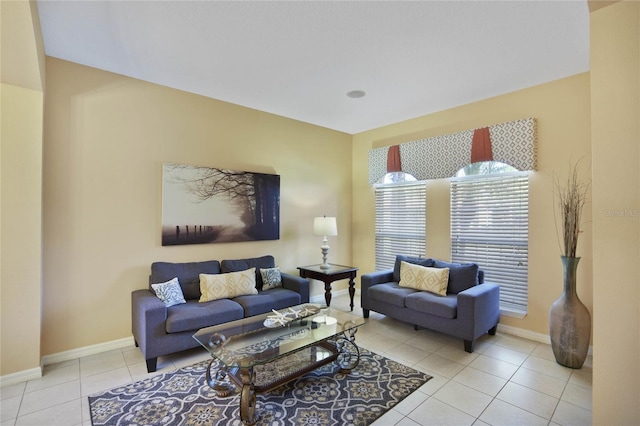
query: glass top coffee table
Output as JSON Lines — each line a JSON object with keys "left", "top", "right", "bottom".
{"left": 193, "top": 304, "right": 365, "bottom": 424}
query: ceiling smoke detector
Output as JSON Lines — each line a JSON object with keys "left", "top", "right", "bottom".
{"left": 346, "top": 90, "right": 366, "bottom": 99}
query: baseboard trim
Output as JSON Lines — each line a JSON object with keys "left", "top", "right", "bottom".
{"left": 498, "top": 323, "right": 593, "bottom": 356}
{"left": 0, "top": 367, "right": 42, "bottom": 388}
{"left": 310, "top": 288, "right": 350, "bottom": 304}
{"left": 2, "top": 337, "right": 135, "bottom": 387}
{"left": 41, "top": 336, "right": 135, "bottom": 366}
{"left": 497, "top": 323, "right": 551, "bottom": 344}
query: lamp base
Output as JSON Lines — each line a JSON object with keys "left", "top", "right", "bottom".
{"left": 320, "top": 240, "right": 330, "bottom": 270}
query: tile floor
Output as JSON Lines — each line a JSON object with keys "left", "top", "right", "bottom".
{"left": 1, "top": 293, "right": 592, "bottom": 426}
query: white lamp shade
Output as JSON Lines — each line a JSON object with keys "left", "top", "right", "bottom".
{"left": 313, "top": 217, "right": 337, "bottom": 236}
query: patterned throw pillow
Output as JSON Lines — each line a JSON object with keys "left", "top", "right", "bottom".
{"left": 151, "top": 277, "right": 187, "bottom": 307}
{"left": 260, "top": 267, "right": 282, "bottom": 290}
{"left": 399, "top": 261, "right": 449, "bottom": 296}
{"left": 199, "top": 268, "right": 258, "bottom": 302}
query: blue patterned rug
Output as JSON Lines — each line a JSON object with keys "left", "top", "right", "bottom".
{"left": 89, "top": 348, "right": 431, "bottom": 425}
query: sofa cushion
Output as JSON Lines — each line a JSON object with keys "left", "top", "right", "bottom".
{"left": 221, "top": 255, "right": 275, "bottom": 290}
{"left": 165, "top": 299, "right": 244, "bottom": 333}
{"left": 368, "top": 282, "right": 418, "bottom": 308}
{"left": 260, "top": 267, "right": 282, "bottom": 290}
{"left": 233, "top": 288, "right": 302, "bottom": 317}
{"left": 151, "top": 260, "right": 221, "bottom": 301}
{"left": 399, "top": 262, "right": 449, "bottom": 296}
{"left": 199, "top": 268, "right": 258, "bottom": 302}
{"left": 393, "top": 255, "right": 434, "bottom": 283}
{"left": 433, "top": 260, "right": 479, "bottom": 294}
{"left": 405, "top": 292, "right": 458, "bottom": 319}
{"left": 151, "top": 277, "right": 186, "bottom": 307}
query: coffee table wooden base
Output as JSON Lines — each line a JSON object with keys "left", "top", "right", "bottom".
{"left": 205, "top": 337, "right": 361, "bottom": 424}
{"left": 239, "top": 370, "right": 256, "bottom": 425}
{"left": 205, "top": 364, "right": 234, "bottom": 396}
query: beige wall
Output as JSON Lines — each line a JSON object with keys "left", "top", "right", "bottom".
{"left": 1, "top": 85, "right": 44, "bottom": 376}
{"left": 1, "top": 0, "right": 45, "bottom": 91}
{"left": 590, "top": 1, "right": 640, "bottom": 423}
{"left": 0, "top": 0, "right": 45, "bottom": 377}
{"left": 352, "top": 73, "right": 593, "bottom": 337}
{"left": 41, "top": 57, "right": 353, "bottom": 356}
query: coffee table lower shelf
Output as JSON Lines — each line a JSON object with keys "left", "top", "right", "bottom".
{"left": 205, "top": 338, "right": 360, "bottom": 424}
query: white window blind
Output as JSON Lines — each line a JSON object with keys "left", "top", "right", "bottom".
{"left": 450, "top": 172, "right": 529, "bottom": 313}
{"left": 375, "top": 183, "right": 426, "bottom": 271}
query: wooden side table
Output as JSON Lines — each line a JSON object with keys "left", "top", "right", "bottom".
{"left": 297, "top": 264, "right": 359, "bottom": 311}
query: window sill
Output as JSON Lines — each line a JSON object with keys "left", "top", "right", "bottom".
{"left": 500, "top": 307, "right": 526, "bottom": 319}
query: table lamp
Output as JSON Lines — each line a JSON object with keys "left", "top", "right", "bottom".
{"left": 313, "top": 216, "right": 337, "bottom": 269}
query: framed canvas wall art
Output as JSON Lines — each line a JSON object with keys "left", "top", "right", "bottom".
{"left": 162, "top": 163, "right": 280, "bottom": 246}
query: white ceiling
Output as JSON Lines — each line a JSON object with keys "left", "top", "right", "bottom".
{"left": 36, "top": 1, "right": 590, "bottom": 134}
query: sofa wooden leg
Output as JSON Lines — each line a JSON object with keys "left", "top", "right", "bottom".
{"left": 363, "top": 309, "right": 370, "bottom": 318}
{"left": 488, "top": 325, "right": 498, "bottom": 335}
{"left": 414, "top": 324, "right": 419, "bottom": 331}
{"left": 464, "top": 340, "right": 474, "bottom": 353}
{"left": 146, "top": 357, "right": 158, "bottom": 373}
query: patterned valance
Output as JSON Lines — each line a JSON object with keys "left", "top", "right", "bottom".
{"left": 368, "top": 117, "right": 537, "bottom": 184}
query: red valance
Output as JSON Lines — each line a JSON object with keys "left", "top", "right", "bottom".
{"left": 471, "top": 127, "right": 493, "bottom": 163}
{"left": 386, "top": 145, "right": 402, "bottom": 172}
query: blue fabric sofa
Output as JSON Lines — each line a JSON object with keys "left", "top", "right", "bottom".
{"left": 361, "top": 255, "right": 500, "bottom": 352}
{"left": 131, "top": 255, "right": 310, "bottom": 372}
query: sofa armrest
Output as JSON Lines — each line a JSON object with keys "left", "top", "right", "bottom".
{"left": 281, "top": 272, "right": 310, "bottom": 303}
{"left": 360, "top": 270, "right": 394, "bottom": 306}
{"left": 131, "top": 289, "right": 168, "bottom": 356}
{"left": 456, "top": 282, "right": 501, "bottom": 338}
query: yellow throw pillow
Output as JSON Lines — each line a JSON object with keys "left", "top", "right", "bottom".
{"left": 199, "top": 268, "right": 258, "bottom": 302}
{"left": 399, "top": 261, "right": 449, "bottom": 296}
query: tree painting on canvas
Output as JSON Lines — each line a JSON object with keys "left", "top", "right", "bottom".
{"left": 162, "top": 163, "right": 280, "bottom": 245}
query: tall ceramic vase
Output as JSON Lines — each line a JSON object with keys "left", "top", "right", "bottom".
{"left": 549, "top": 256, "right": 591, "bottom": 369}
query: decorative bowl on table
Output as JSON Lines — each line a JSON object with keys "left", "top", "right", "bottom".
{"left": 263, "top": 317, "right": 286, "bottom": 328}
{"left": 263, "top": 304, "right": 321, "bottom": 328}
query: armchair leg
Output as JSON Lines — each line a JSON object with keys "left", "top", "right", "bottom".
{"left": 488, "top": 325, "right": 498, "bottom": 335}
{"left": 146, "top": 357, "right": 158, "bottom": 373}
{"left": 463, "top": 339, "right": 475, "bottom": 353}
{"left": 363, "top": 309, "right": 370, "bottom": 319}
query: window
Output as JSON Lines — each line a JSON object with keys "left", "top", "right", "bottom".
{"left": 374, "top": 183, "right": 426, "bottom": 271}
{"left": 451, "top": 163, "right": 529, "bottom": 314}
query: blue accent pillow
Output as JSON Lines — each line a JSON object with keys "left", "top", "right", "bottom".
{"left": 151, "top": 277, "right": 186, "bottom": 307}
{"left": 433, "top": 260, "right": 479, "bottom": 294}
{"left": 393, "top": 255, "right": 435, "bottom": 282}
{"left": 260, "top": 267, "right": 282, "bottom": 290}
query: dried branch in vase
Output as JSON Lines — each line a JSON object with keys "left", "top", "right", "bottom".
{"left": 554, "top": 160, "right": 589, "bottom": 258}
